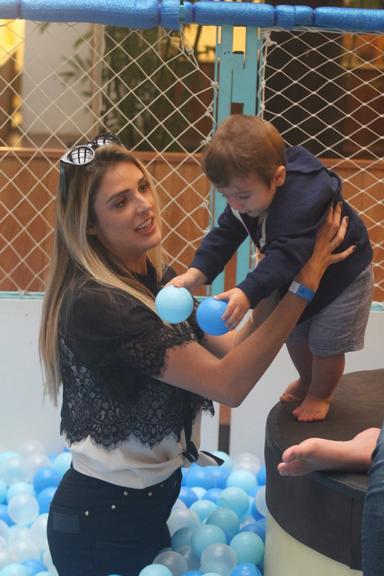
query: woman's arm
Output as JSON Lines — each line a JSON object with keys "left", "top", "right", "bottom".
{"left": 158, "top": 203, "right": 353, "bottom": 406}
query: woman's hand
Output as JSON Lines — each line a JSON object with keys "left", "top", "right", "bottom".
{"left": 297, "top": 203, "right": 354, "bottom": 290}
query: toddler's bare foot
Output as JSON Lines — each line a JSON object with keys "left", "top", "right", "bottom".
{"left": 277, "top": 428, "right": 380, "bottom": 476}
{"left": 280, "top": 378, "right": 309, "bottom": 403}
{"left": 292, "top": 394, "right": 330, "bottom": 422}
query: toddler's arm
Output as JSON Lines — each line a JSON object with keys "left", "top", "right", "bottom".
{"left": 215, "top": 287, "right": 251, "bottom": 329}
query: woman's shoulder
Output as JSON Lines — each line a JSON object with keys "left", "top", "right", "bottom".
{"left": 61, "top": 277, "right": 140, "bottom": 336}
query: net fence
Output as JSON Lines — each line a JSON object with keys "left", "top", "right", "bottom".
{"left": 259, "top": 28, "right": 384, "bottom": 300}
{"left": 0, "top": 20, "right": 383, "bottom": 300}
{"left": 0, "top": 22, "right": 215, "bottom": 291}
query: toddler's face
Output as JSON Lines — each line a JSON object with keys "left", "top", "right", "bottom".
{"left": 216, "top": 166, "right": 285, "bottom": 217}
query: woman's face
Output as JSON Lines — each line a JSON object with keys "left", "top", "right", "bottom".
{"left": 89, "top": 161, "right": 161, "bottom": 273}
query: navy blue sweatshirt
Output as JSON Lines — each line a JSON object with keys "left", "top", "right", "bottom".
{"left": 191, "top": 146, "right": 372, "bottom": 322}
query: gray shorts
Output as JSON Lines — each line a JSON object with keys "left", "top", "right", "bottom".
{"left": 287, "top": 264, "right": 374, "bottom": 357}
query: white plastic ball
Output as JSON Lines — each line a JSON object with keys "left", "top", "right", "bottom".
{"left": 8, "top": 494, "right": 39, "bottom": 525}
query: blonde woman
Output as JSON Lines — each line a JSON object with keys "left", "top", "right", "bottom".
{"left": 40, "top": 134, "right": 352, "bottom": 576}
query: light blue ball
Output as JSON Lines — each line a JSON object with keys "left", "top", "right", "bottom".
{"left": 52, "top": 452, "right": 72, "bottom": 477}
{"left": 211, "top": 452, "right": 233, "bottom": 472}
{"left": 171, "top": 526, "right": 195, "bottom": 551}
{"left": 0, "top": 481, "right": 7, "bottom": 504}
{"left": 37, "top": 486, "right": 56, "bottom": 513}
{"left": 231, "top": 563, "right": 263, "bottom": 576}
{"left": 191, "top": 524, "right": 226, "bottom": 558}
{"left": 0, "top": 503, "right": 13, "bottom": 525}
{"left": 208, "top": 466, "right": 230, "bottom": 489}
{"left": 138, "top": 564, "right": 173, "bottom": 576}
{"left": 201, "top": 543, "right": 237, "bottom": 576}
{"left": 0, "top": 564, "right": 29, "bottom": 576}
{"left": 203, "top": 488, "right": 223, "bottom": 504}
{"left": 32, "top": 467, "right": 60, "bottom": 494}
{"left": 178, "top": 487, "right": 198, "bottom": 508}
{"left": 256, "top": 465, "right": 266, "bottom": 486}
{"left": 190, "top": 499, "right": 217, "bottom": 523}
{"left": 21, "top": 559, "right": 46, "bottom": 576}
{"left": 240, "top": 517, "right": 266, "bottom": 542}
{"left": 196, "top": 298, "right": 228, "bottom": 335}
{"left": 7, "top": 483, "right": 35, "bottom": 503}
{"left": 207, "top": 507, "right": 240, "bottom": 541}
{"left": 185, "top": 464, "right": 214, "bottom": 490}
{"left": 226, "top": 470, "right": 258, "bottom": 496}
{"left": 155, "top": 285, "right": 194, "bottom": 323}
{"left": 217, "top": 487, "right": 250, "bottom": 520}
{"left": 230, "top": 532, "right": 264, "bottom": 566}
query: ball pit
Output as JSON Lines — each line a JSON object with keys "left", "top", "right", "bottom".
{"left": 0, "top": 443, "right": 267, "bottom": 576}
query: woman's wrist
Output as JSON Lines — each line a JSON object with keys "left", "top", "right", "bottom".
{"left": 288, "top": 280, "right": 315, "bottom": 302}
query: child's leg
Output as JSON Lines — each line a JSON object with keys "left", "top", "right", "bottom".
{"left": 278, "top": 427, "right": 380, "bottom": 476}
{"left": 292, "top": 353, "right": 345, "bottom": 422}
{"left": 280, "top": 340, "right": 313, "bottom": 403}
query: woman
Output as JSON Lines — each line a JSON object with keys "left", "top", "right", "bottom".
{"left": 40, "top": 134, "right": 352, "bottom": 576}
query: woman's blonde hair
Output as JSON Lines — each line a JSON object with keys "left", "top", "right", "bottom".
{"left": 39, "top": 144, "right": 164, "bottom": 404}
{"left": 201, "top": 115, "right": 286, "bottom": 187}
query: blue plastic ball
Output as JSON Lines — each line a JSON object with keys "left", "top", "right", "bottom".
{"left": 209, "top": 466, "right": 231, "bottom": 489}
{"left": 240, "top": 518, "right": 266, "bottom": 541}
{"left": 7, "top": 483, "right": 35, "bottom": 502}
{"left": 0, "top": 481, "right": 7, "bottom": 504}
{"left": 256, "top": 465, "right": 266, "bottom": 486}
{"left": 203, "top": 488, "right": 223, "bottom": 504}
{"left": 190, "top": 499, "right": 217, "bottom": 523}
{"left": 37, "top": 486, "right": 56, "bottom": 513}
{"left": 196, "top": 298, "right": 228, "bottom": 335}
{"left": 230, "top": 532, "right": 264, "bottom": 566}
{"left": 171, "top": 526, "right": 195, "bottom": 551}
{"left": 178, "top": 487, "right": 198, "bottom": 508}
{"left": 250, "top": 497, "right": 264, "bottom": 521}
{"left": 0, "top": 564, "right": 29, "bottom": 576}
{"left": 21, "top": 559, "right": 46, "bottom": 576}
{"left": 32, "top": 467, "right": 60, "bottom": 494}
{"left": 226, "top": 470, "right": 258, "bottom": 496}
{"left": 52, "top": 452, "right": 72, "bottom": 477}
{"left": 217, "top": 487, "right": 250, "bottom": 520}
{"left": 0, "top": 504, "right": 13, "bottom": 525}
{"left": 207, "top": 507, "right": 240, "bottom": 541}
{"left": 231, "top": 563, "right": 263, "bottom": 576}
{"left": 138, "top": 564, "right": 173, "bottom": 576}
{"left": 191, "top": 524, "right": 226, "bottom": 558}
{"left": 155, "top": 285, "right": 194, "bottom": 323}
{"left": 186, "top": 464, "right": 215, "bottom": 490}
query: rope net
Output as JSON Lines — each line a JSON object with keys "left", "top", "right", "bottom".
{"left": 0, "top": 20, "right": 383, "bottom": 300}
{"left": 259, "top": 28, "right": 383, "bottom": 300}
{"left": 0, "top": 22, "right": 214, "bottom": 291}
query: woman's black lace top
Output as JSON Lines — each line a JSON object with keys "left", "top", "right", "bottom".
{"left": 59, "top": 265, "right": 213, "bottom": 448}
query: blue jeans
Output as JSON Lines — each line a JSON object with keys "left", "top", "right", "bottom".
{"left": 47, "top": 466, "right": 182, "bottom": 576}
{"left": 362, "top": 423, "right": 384, "bottom": 576}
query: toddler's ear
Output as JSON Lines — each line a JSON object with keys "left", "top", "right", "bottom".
{"left": 275, "top": 165, "right": 286, "bottom": 187}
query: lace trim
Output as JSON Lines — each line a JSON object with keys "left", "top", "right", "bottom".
{"left": 60, "top": 326, "right": 213, "bottom": 448}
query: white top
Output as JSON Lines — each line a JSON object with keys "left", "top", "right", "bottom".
{"left": 70, "top": 412, "right": 216, "bottom": 489}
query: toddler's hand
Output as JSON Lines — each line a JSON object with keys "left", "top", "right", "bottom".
{"left": 169, "top": 267, "right": 207, "bottom": 291}
{"left": 215, "top": 288, "right": 250, "bottom": 329}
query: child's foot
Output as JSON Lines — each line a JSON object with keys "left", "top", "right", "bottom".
{"left": 277, "top": 428, "right": 380, "bottom": 476}
{"left": 292, "top": 394, "right": 330, "bottom": 422}
{"left": 280, "top": 378, "right": 308, "bottom": 403}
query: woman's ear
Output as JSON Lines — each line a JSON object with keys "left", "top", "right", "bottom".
{"left": 275, "top": 165, "right": 286, "bottom": 187}
{"left": 87, "top": 223, "right": 97, "bottom": 235}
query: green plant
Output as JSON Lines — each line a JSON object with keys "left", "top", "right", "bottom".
{"left": 61, "top": 26, "right": 213, "bottom": 151}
